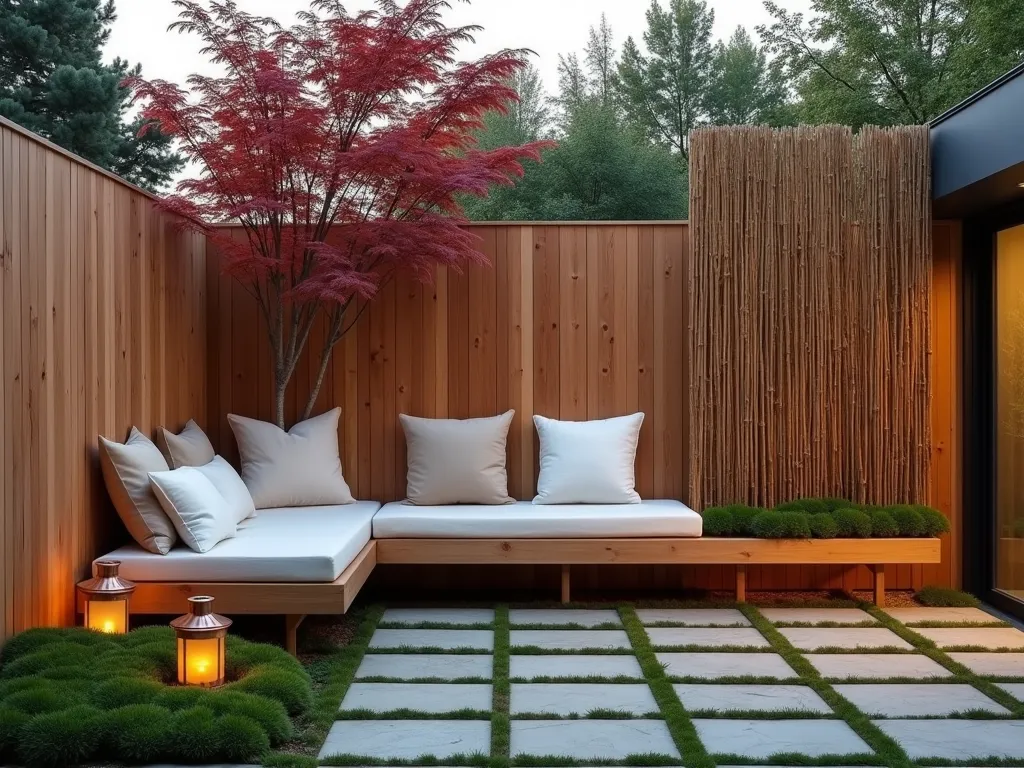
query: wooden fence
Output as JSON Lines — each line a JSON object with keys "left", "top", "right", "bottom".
{"left": 0, "top": 118, "right": 207, "bottom": 639}
{"left": 207, "top": 219, "right": 960, "bottom": 595}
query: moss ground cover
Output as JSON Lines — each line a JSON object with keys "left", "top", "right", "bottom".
{"left": 0, "top": 625, "right": 310, "bottom": 767}
{"left": 701, "top": 497, "right": 950, "bottom": 539}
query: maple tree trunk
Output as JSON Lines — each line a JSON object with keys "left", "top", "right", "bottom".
{"left": 302, "top": 308, "right": 346, "bottom": 422}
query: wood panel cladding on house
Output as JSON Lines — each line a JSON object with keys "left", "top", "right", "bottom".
{"left": 207, "top": 217, "right": 959, "bottom": 595}
{"left": 0, "top": 118, "right": 207, "bottom": 639}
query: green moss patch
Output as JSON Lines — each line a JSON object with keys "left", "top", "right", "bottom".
{"left": 700, "top": 498, "right": 949, "bottom": 539}
{"left": 914, "top": 587, "right": 982, "bottom": 608}
{"left": 0, "top": 626, "right": 307, "bottom": 767}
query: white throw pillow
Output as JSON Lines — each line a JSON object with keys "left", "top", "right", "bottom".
{"left": 533, "top": 413, "right": 644, "bottom": 504}
{"left": 99, "top": 428, "right": 177, "bottom": 554}
{"left": 400, "top": 411, "right": 515, "bottom": 505}
{"left": 155, "top": 419, "right": 216, "bottom": 469}
{"left": 227, "top": 408, "right": 355, "bottom": 509}
{"left": 149, "top": 468, "right": 237, "bottom": 553}
{"left": 194, "top": 456, "right": 256, "bottom": 524}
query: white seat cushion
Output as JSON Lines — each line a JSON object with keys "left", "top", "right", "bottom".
{"left": 99, "top": 502, "right": 380, "bottom": 582}
{"left": 372, "top": 500, "right": 702, "bottom": 538}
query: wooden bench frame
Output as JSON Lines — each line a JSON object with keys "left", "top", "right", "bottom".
{"left": 375, "top": 536, "right": 943, "bottom": 606}
{"left": 99, "top": 536, "right": 940, "bottom": 653}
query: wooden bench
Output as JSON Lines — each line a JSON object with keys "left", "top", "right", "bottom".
{"left": 375, "top": 537, "right": 943, "bottom": 606}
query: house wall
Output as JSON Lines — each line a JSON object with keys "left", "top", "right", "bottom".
{"left": 207, "top": 218, "right": 961, "bottom": 596}
{"left": 0, "top": 118, "right": 208, "bottom": 639}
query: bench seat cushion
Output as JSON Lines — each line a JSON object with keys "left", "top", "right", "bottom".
{"left": 99, "top": 502, "right": 380, "bottom": 582}
{"left": 372, "top": 500, "right": 702, "bottom": 538}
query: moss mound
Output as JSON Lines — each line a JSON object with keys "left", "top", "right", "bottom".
{"left": 0, "top": 626, "right": 308, "bottom": 767}
{"left": 808, "top": 512, "right": 838, "bottom": 539}
{"left": 833, "top": 507, "right": 873, "bottom": 537}
{"left": 868, "top": 509, "right": 900, "bottom": 538}
{"left": 700, "top": 507, "right": 734, "bottom": 536}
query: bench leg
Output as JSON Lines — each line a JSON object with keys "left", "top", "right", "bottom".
{"left": 872, "top": 565, "right": 885, "bottom": 607}
{"left": 735, "top": 565, "right": 747, "bottom": 603}
{"left": 561, "top": 565, "right": 570, "bottom": 604}
{"left": 285, "top": 614, "right": 307, "bottom": 656}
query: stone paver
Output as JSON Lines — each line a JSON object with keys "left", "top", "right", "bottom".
{"left": 645, "top": 627, "right": 769, "bottom": 648}
{"left": 998, "top": 682, "right": 1024, "bottom": 700}
{"left": 509, "top": 609, "right": 621, "bottom": 627}
{"left": 673, "top": 684, "right": 831, "bottom": 713}
{"left": 913, "top": 626, "right": 1024, "bottom": 649}
{"left": 948, "top": 652, "right": 1024, "bottom": 676}
{"left": 340, "top": 683, "right": 493, "bottom": 714}
{"left": 635, "top": 608, "right": 750, "bottom": 626}
{"left": 873, "top": 720, "right": 1024, "bottom": 759}
{"left": 356, "top": 654, "right": 493, "bottom": 680}
{"left": 759, "top": 608, "right": 876, "bottom": 625}
{"left": 805, "top": 653, "right": 952, "bottom": 679}
{"left": 381, "top": 608, "right": 495, "bottom": 625}
{"left": 318, "top": 720, "right": 491, "bottom": 760}
{"left": 510, "top": 654, "right": 644, "bottom": 680}
{"left": 778, "top": 627, "right": 912, "bottom": 650}
{"left": 510, "top": 629, "right": 631, "bottom": 651}
{"left": 511, "top": 683, "right": 657, "bottom": 715}
{"left": 510, "top": 719, "right": 680, "bottom": 759}
{"left": 883, "top": 606, "right": 999, "bottom": 624}
{"left": 657, "top": 652, "right": 797, "bottom": 679}
{"left": 834, "top": 683, "right": 1009, "bottom": 716}
{"left": 693, "top": 719, "right": 872, "bottom": 758}
{"left": 369, "top": 629, "right": 493, "bottom": 651}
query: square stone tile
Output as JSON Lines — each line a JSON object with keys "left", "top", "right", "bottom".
{"left": 341, "top": 683, "right": 492, "bottom": 714}
{"left": 636, "top": 608, "right": 750, "bottom": 626}
{"left": 356, "top": 654, "right": 493, "bottom": 681}
{"left": 318, "top": 720, "right": 490, "bottom": 760}
{"left": 369, "top": 629, "right": 493, "bottom": 651}
{"left": 778, "top": 627, "right": 912, "bottom": 650}
{"left": 759, "top": 608, "right": 876, "bottom": 625}
{"left": 693, "top": 719, "right": 871, "bottom": 758}
{"left": 509, "top": 609, "right": 621, "bottom": 627}
{"left": 646, "top": 627, "right": 769, "bottom": 648}
{"left": 657, "top": 652, "right": 797, "bottom": 679}
{"left": 873, "top": 720, "right": 1024, "bottom": 759}
{"left": 510, "top": 629, "right": 631, "bottom": 651}
{"left": 949, "top": 652, "right": 1024, "bottom": 676}
{"left": 834, "top": 683, "right": 1009, "bottom": 716}
{"left": 510, "top": 719, "right": 680, "bottom": 759}
{"left": 999, "top": 682, "right": 1024, "bottom": 699}
{"left": 805, "top": 653, "right": 952, "bottom": 680}
{"left": 381, "top": 608, "right": 495, "bottom": 625}
{"left": 510, "top": 654, "right": 644, "bottom": 680}
{"left": 883, "top": 606, "right": 999, "bottom": 625}
{"left": 674, "top": 684, "right": 831, "bottom": 713}
{"left": 511, "top": 683, "right": 657, "bottom": 715}
{"left": 914, "top": 626, "right": 1024, "bottom": 649}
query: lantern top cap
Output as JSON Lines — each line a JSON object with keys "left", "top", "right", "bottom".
{"left": 77, "top": 560, "right": 136, "bottom": 597}
{"left": 171, "top": 595, "right": 232, "bottom": 633}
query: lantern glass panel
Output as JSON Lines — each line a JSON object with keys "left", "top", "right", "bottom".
{"left": 177, "top": 636, "right": 223, "bottom": 686}
{"left": 86, "top": 599, "right": 128, "bottom": 634}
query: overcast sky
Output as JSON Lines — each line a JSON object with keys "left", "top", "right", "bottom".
{"left": 107, "top": 0, "right": 813, "bottom": 97}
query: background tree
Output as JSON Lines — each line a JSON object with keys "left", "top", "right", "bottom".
{"left": 131, "top": 0, "right": 545, "bottom": 427}
{"left": 617, "top": 0, "right": 716, "bottom": 160}
{"left": 707, "top": 26, "right": 793, "bottom": 125}
{"left": 585, "top": 13, "right": 617, "bottom": 106}
{"left": 759, "top": 0, "right": 1024, "bottom": 126}
{"left": 0, "top": 0, "right": 182, "bottom": 190}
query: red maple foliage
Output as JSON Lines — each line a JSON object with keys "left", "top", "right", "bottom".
{"left": 129, "top": 0, "right": 549, "bottom": 427}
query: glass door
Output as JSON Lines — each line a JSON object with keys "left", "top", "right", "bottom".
{"left": 995, "top": 223, "right": 1024, "bottom": 606}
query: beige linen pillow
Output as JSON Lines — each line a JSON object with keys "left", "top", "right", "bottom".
{"left": 194, "top": 456, "right": 256, "bottom": 524}
{"left": 400, "top": 411, "right": 515, "bottom": 505}
{"left": 98, "top": 428, "right": 177, "bottom": 554}
{"left": 227, "top": 408, "right": 355, "bottom": 509}
{"left": 533, "top": 413, "right": 644, "bottom": 504}
{"left": 149, "top": 468, "right": 237, "bottom": 553}
{"left": 156, "top": 419, "right": 216, "bottom": 469}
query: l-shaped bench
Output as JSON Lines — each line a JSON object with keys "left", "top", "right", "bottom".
{"left": 92, "top": 500, "right": 943, "bottom": 654}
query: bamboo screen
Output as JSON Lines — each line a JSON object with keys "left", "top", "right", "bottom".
{"left": 688, "top": 125, "right": 932, "bottom": 510}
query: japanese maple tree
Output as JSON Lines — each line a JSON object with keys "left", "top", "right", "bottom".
{"left": 129, "top": 0, "right": 547, "bottom": 427}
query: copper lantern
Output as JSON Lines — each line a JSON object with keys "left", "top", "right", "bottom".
{"left": 171, "top": 596, "right": 232, "bottom": 687}
{"left": 77, "top": 560, "right": 135, "bottom": 634}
